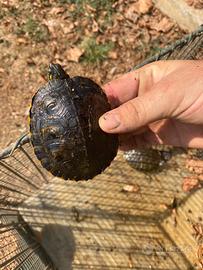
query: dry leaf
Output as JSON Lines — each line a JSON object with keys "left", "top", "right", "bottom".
{"left": 186, "top": 0, "right": 194, "bottom": 6}
{"left": 44, "top": 19, "right": 58, "bottom": 37}
{"left": 109, "top": 67, "right": 117, "bottom": 76}
{"left": 62, "top": 23, "right": 74, "bottom": 34}
{"left": 65, "top": 47, "right": 84, "bottom": 62}
{"left": 138, "top": 0, "right": 153, "bottom": 14}
{"left": 26, "top": 58, "right": 35, "bottom": 66}
{"left": 2, "top": 0, "right": 19, "bottom": 6}
{"left": 0, "top": 67, "right": 5, "bottom": 73}
{"left": 69, "top": 4, "right": 76, "bottom": 12}
{"left": 151, "top": 17, "right": 174, "bottom": 33}
{"left": 182, "top": 177, "right": 200, "bottom": 192}
{"left": 86, "top": 4, "right": 96, "bottom": 12}
{"left": 17, "top": 37, "right": 27, "bottom": 44}
{"left": 92, "top": 20, "right": 99, "bottom": 33}
{"left": 186, "top": 0, "right": 203, "bottom": 9}
{"left": 125, "top": 5, "right": 139, "bottom": 23}
{"left": 50, "top": 7, "right": 65, "bottom": 15}
{"left": 108, "top": 51, "right": 118, "bottom": 59}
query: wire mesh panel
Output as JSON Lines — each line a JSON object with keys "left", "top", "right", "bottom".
{"left": 0, "top": 142, "right": 200, "bottom": 269}
{"left": 0, "top": 142, "right": 55, "bottom": 269}
{"left": 0, "top": 209, "right": 54, "bottom": 270}
{"left": 0, "top": 25, "right": 203, "bottom": 270}
{"left": 16, "top": 149, "right": 203, "bottom": 269}
{"left": 0, "top": 141, "right": 50, "bottom": 208}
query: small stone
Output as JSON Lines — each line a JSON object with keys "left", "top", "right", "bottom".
{"left": 122, "top": 184, "right": 140, "bottom": 193}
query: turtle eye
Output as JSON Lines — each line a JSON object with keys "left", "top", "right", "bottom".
{"left": 46, "top": 100, "right": 57, "bottom": 114}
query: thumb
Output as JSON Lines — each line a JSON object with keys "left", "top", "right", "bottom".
{"left": 99, "top": 86, "right": 171, "bottom": 134}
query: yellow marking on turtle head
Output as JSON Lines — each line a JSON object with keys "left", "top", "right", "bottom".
{"left": 28, "top": 103, "right": 33, "bottom": 127}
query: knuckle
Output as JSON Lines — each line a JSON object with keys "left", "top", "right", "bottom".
{"left": 121, "top": 98, "right": 146, "bottom": 127}
{"left": 131, "top": 99, "right": 146, "bottom": 123}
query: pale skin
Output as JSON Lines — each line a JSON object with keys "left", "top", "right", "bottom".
{"left": 99, "top": 60, "right": 203, "bottom": 150}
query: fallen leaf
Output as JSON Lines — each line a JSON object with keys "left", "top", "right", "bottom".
{"left": 44, "top": 19, "right": 58, "bottom": 38}
{"left": 108, "top": 51, "right": 118, "bottom": 59}
{"left": 199, "top": 175, "right": 203, "bottom": 181}
{"left": 65, "top": 47, "right": 84, "bottom": 62}
{"left": 182, "top": 177, "right": 201, "bottom": 192}
{"left": 61, "top": 23, "right": 74, "bottom": 34}
{"left": 109, "top": 66, "right": 117, "bottom": 75}
{"left": 17, "top": 37, "right": 27, "bottom": 44}
{"left": 69, "top": 4, "right": 76, "bottom": 12}
{"left": 186, "top": 0, "right": 203, "bottom": 9}
{"left": 26, "top": 58, "right": 36, "bottom": 66}
{"left": 186, "top": 0, "right": 194, "bottom": 6}
{"left": 138, "top": 0, "right": 153, "bottom": 14}
{"left": 50, "top": 6, "right": 65, "bottom": 15}
{"left": 151, "top": 17, "right": 174, "bottom": 33}
{"left": 86, "top": 4, "right": 96, "bottom": 12}
{"left": 92, "top": 20, "right": 99, "bottom": 33}
{"left": 125, "top": 5, "right": 139, "bottom": 23}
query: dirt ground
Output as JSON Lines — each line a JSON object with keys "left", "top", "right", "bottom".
{"left": 0, "top": 0, "right": 186, "bottom": 149}
{"left": 186, "top": 0, "right": 203, "bottom": 9}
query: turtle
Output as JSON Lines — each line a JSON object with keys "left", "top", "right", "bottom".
{"left": 29, "top": 63, "right": 118, "bottom": 180}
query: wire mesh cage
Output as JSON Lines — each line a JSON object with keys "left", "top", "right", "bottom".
{"left": 1, "top": 26, "right": 203, "bottom": 270}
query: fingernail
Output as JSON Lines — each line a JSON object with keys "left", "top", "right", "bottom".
{"left": 99, "top": 113, "right": 120, "bottom": 130}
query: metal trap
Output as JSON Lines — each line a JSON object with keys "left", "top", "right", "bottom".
{"left": 1, "top": 26, "right": 203, "bottom": 270}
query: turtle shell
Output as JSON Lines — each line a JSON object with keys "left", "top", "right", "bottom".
{"left": 124, "top": 148, "right": 170, "bottom": 172}
{"left": 30, "top": 65, "right": 118, "bottom": 180}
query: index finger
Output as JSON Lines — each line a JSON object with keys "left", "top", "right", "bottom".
{"left": 103, "top": 71, "right": 139, "bottom": 108}
{"left": 102, "top": 60, "right": 183, "bottom": 108}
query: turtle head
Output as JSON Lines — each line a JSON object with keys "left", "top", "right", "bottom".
{"left": 48, "top": 63, "right": 70, "bottom": 81}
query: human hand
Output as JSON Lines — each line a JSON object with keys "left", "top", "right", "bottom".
{"left": 99, "top": 60, "right": 203, "bottom": 150}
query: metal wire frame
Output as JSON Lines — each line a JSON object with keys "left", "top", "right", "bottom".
{"left": 133, "top": 24, "right": 203, "bottom": 69}
{"left": 0, "top": 208, "right": 55, "bottom": 270}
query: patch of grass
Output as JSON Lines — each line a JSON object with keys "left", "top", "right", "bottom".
{"left": 0, "top": 5, "right": 19, "bottom": 19}
{"left": 89, "top": 0, "right": 116, "bottom": 12}
{"left": 39, "top": 0, "right": 51, "bottom": 7}
{"left": 18, "top": 18, "right": 49, "bottom": 43}
{"left": 0, "top": 8, "right": 6, "bottom": 19}
{"left": 24, "top": 18, "right": 49, "bottom": 42}
{"left": 8, "top": 6, "right": 19, "bottom": 17}
{"left": 148, "top": 40, "right": 162, "bottom": 57}
{"left": 80, "top": 37, "right": 113, "bottom": 63}
{"left": 58, "top": 0, "right": 116, "bottom": 16}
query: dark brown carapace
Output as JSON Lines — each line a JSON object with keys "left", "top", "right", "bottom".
{"left": 30, "top": 63, "right": 118, "bottom": 180}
